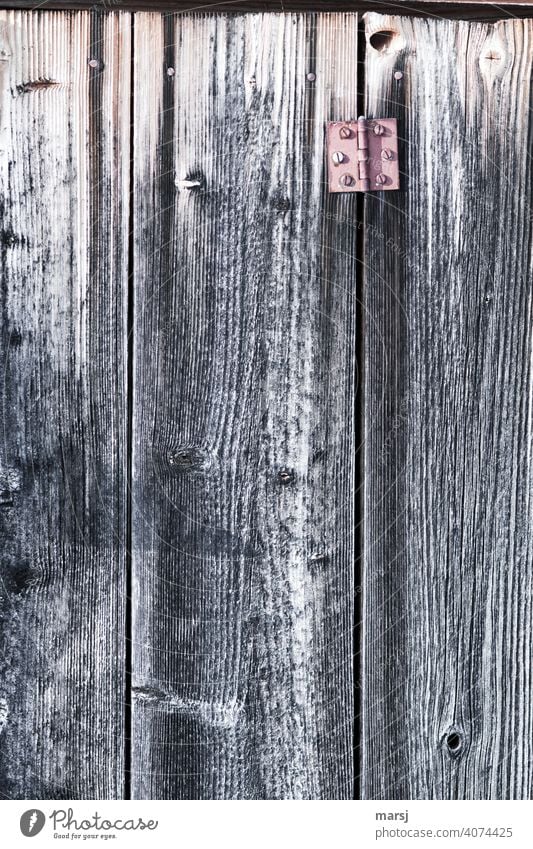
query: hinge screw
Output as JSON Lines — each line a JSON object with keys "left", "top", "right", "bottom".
{"left": 339, "top": 126, "right": 352, "bottom": 139}
{"left": 381, "top": 148, "right": 394, "bottom": 161}
{"left": 372, "top": 123, "right": 385, "bottom": 136}
{"left": 339, "top": 174, "right": 355, "bottom": 188}
{"left": 331, "top": 151, "right": 345, "bottom": 165}
{"left": 375, "top": 173, "right": 387, "bottom": 186}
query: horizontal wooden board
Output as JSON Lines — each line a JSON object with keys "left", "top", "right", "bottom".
{"left": 0, "top": 10, "right": 130, "bottom": 798}
{"left": 131, "top": 11, "right": 357, "bottom": 800}
{"left": 363, "top": 13, "right": 533, "bottom": 799}
{"left": 2, "top": 2, "right": 533, "bottom": 22}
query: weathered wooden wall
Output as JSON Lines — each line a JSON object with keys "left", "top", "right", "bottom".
{"left": 131, "top": 11, "right": 357, "bottom": 800}
{"left": 1, "top": 5, "right": 532, "bottom": 803}
{"left": 0, "top": 10, "right": 130, "bottom": 798}
{"left": 363, "top": 13, "right": 533, "bottom": 799}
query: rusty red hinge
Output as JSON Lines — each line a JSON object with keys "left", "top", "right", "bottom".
{"left": 326, "top": 117, "right": 399, "bottom": 193}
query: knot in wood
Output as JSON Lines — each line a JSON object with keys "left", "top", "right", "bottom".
{"left": 168, "top": 446, "right": 209, "bottom": 473}
{"left": 271, "top": 193, "right": 291, "bottom": 213}
{"left": 443, "top": 727, "right": 464, "bottom": 758}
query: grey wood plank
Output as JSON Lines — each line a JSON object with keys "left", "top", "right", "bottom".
{"left": 363, "top": 13, "right": 533, "bottom": 799}
{"left": 0, "top": 10, "right": 130, "bottom": 799}
{"left": 132, "top": 11, "right": 357, "bottom": 800}
{"left": 5, "top": 2, "right": 533, "bottom": 23}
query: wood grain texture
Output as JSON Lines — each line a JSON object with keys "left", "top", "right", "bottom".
{"left": 362, "top": 13, "right": 533, "bottom": 799}
{"left": 5, "top": 2, "right": 533, "bottom": 23}
{"left": 0, "top": 10, "right": 130, "bottom": 798}
{"left": 131, "top": 11, "right": 357, "bottom": 800}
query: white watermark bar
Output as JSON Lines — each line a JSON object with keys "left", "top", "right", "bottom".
{"left": 1, "top": 800, "right": 532, "bottom": 848}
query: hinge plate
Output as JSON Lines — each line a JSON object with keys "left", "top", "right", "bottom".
{"left": 327, "top": 118, "right": 399, "bottom": 193}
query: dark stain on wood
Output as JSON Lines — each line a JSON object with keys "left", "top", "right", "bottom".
{"left": 15, "top": 77, "right": 60, "bottom": 94}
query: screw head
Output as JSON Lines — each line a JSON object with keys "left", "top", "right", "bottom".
{"left": 278, "top": 468, "right": 295, "bottom": 485}
{"left": 339, "top": 174, "right": 355, "bottom": 188}
{"left": 372, "top": 122, "right": 385, "bottom": 136}
{"left": 375, "top": 173, "right": 387, "bottom": 186}
{"left": 167, "top": 67, "right": 175, "bottom": 76}
{"left": 381, "top": 148, "right": 394, "bottom": 161}
{"left": 331, "top": 151, "right": 345, "bottom": 165}
{"left": 339, "top": 125, "right": 352, "bottom": 139}
{"left": 394, "top": 70, "right": 403, "bottom": 80}
{"left": 88, "top": 58, "right": 100, "bottom": 69}
{"left": 306, "top": 72, "right": 316, "bottom": 82}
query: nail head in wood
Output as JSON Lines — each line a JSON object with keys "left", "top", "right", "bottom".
{"left": 175, "top": 178, "right": 203, "bottom": 190}
{"left": 277, "top": 468, "right": 295, "bottom": 485}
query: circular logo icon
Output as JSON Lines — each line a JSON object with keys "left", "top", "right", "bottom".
{"left": 20, "top": 810, "right": 46, "bottom": 837}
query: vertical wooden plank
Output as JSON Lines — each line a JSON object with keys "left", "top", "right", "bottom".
{"left": 363, "top": 14, "right": 533, "bottom": 798}
{"left": 132, "top": 11, "right": 357, "bottom": 799}
{"left": 0, "top": 10, "right": 130, "bottom": 798}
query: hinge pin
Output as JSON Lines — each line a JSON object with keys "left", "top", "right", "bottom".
{"left": 357, "top": 118, "right": 370, "bottom": 190}
{"left": 357, "top": 117, "right": 368, "bottom": 152}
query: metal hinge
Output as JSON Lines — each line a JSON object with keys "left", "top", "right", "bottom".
{"left": 326, "top": 117, "right": 399, "bottom": 193}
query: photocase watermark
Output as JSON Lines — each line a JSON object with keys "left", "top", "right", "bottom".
{"left": 19, "top": 808, "right": 159, "bottom": 840}
{"left": 20, "top": 810, "right": 46, "bottom": 837}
